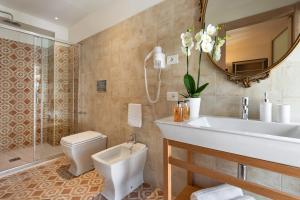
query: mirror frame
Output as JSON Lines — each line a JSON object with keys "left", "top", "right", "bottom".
{"left": 200, "top": 0, "right": 300, "bottom": 87}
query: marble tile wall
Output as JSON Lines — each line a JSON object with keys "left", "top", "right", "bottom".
{"left": 78, "top": 0, "right": 300, "bottom": 199}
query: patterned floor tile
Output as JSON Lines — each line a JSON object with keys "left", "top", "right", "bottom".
{"left": 0, "top": 156, "right": 163, "bottom": 200}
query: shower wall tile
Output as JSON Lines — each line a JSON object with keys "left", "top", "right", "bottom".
{"left": 0, "top": 38, "right": 39, "bottom": 152}
{"left": 0, "top": 38, "right": 78, "bottom": 152}
{"left": 46, "top": 44, "right": 79, "bottom": 145}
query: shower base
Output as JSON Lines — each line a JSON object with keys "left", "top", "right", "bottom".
{"left": 0, "top": 143, "right": 62, "bottom": 173}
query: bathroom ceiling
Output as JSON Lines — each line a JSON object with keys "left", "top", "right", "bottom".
{"left": 0, "top": 0, "right": 111, "bottom": 27}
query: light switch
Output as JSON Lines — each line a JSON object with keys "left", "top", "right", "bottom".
{"left": 167, "top": 92, "right": 178, "bottom": 101}
{"left": 167, "top": 54, "right": 179, "bottom": 65}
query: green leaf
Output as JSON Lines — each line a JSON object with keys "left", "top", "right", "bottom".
{"left": 179, "top": 93, "right": 189, "bottom": 98}
{"left": 184, "top": 74, "right": 196, "bottom": 95}
{"left": 191, "top": 93, "right": 200, "bottom": 98}
{"left": 195, "top": 83, "right": 209, "bottom": 94}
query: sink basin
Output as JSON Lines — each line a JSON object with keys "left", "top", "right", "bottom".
{"left": 155, "top": 116, "right": 300, "bottom": 167}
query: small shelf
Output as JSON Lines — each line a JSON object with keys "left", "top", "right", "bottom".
{"left": 175, "top": 185, "right": 202, "bottom": 200}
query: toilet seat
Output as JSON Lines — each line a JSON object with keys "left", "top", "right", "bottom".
{"left": 61, "top": 131, "right": 105, "bottom": 147}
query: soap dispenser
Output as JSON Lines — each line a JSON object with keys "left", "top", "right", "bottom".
{"left": 260, "top": 92, "right": 272, "bottom": 122}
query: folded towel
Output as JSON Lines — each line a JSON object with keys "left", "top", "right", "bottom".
{"left": 128, "top": 103, "right": 142, "bottom": 128}
{"left": 230, "top": 195, "right": 256, "bottom": 200}
{"left": 190, "top": 184, "right": 243, "bottom": 200}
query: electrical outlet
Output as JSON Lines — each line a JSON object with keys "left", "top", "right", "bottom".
{"left": 167, "top": 92, "right": 178, "bottom": 101}
{"left": 167, "top": 54, "right": 179, "bottom": 65}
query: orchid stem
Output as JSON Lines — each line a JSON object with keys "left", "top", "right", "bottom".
{"left": 186, "top": 47, "right": 189, "bottom": 75}
{"left": 197, "top": 49, "right": 202, "bottom": 88}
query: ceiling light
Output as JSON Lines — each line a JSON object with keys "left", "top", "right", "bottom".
{"left": 54, "top": 17, "right": 59, "bottom": 20}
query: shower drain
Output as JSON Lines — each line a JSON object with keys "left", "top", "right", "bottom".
{"left": 9, "top": 157, "right": 21, "bottom": 162}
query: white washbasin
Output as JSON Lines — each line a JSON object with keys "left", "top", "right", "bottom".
{"left": 155, "top": 116, "right": 300, "bottom": 167}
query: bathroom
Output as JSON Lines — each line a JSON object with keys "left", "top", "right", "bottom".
{"left": 1, "top": 0, "right": 300, "bottom": 199}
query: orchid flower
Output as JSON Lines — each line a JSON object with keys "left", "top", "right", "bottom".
{"left": 180, "top": 24, "right": 226, "bottom": 98}
{"left": 207, "top": 24, "right": 217, "bottom": 36}
{"left": 181, "top": 30, "right": 194, "bottom": 56}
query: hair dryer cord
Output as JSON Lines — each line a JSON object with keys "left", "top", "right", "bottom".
{"left": 144, "top": 50, "right": 162, "bottom": 104}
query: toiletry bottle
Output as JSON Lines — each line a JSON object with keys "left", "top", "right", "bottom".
{"left": 173, "top": 101, "right": 183, "bottom": 122}
{"left": 183, "top": 100, "right": 190, "bottom": 121}
{"left": 260, "top": 92, "right": 272, "bottom": 122}
{"left": 277, "top": 104, "right": 291, "bottom": 124}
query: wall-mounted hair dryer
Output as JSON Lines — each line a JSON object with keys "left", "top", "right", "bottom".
{"left": 144, "top": 46, "right": 166, "bottom": 104}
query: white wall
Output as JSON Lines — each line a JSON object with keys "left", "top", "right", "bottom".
{"left": 0, "top": 0, "right": 163, "bottom": 43}
{"left": 0, "top": 4, "right": 68, "bottom": 41}
{"left": 69, "top": 0, "right": 163, "bottom": 43}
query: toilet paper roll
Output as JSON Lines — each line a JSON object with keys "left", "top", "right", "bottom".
{"left": 277, "top": 104, "right": 291, "bottom": 124}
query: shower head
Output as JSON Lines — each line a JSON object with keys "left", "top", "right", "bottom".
{"left": 2, "top": 19, "right": 21, "bottom": 27}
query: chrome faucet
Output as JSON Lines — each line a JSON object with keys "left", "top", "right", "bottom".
{"left": 127, "top": 133, "right": 136, "bottom": 153}
{"left": 127, "top": 133, "right": 136, "bottom": 144}
{"left": 241, "top": 97, "right": 249, "bottom": 120}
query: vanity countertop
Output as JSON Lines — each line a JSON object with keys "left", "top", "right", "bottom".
{"left": 155, "top": 115, "right": 300, "bottom": 168}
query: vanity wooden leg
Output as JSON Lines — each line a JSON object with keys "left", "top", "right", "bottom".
{"left": 164, "top": 138, "right": 172, "bottom": 200}
{"left": 187, "top": 150, "right": 193, "bottom": 185}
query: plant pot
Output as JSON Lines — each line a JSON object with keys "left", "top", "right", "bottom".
{"left": 188, "top": 97, "right": 201, "bottom": 119}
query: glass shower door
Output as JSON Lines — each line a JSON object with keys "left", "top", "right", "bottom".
{"left": 34, "top": 41, "right": 79, "bottom": 161}
{"left": 32, "top": 36, "right": 59, "bottom": 161}
{"left": 0, "top": 26, "right": 78, "bottom": 173}
{"left": 0, "top": 27, "right": 36, "bottom": 171}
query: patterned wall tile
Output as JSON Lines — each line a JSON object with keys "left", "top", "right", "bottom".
{"left": 0, "top": 38, "right": 36, "bottom": 152}
{"left": 0, "top": 38, "right": 79, "bottom": 152}
{"left": 47, "top": 44, "right": 79, "bottom": 146}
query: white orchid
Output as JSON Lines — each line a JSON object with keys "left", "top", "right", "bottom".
{"left": 201, "top": 32, "right": 212, "bottom": 43}
{"left": 216, "top": 38, "right": 225, "bottom": 48}
{"left": 195, "top": 30, "right": 203, "bottom": 43}
{"left": 212, "top": 47, "right": 221, "bottom": 61}
{"left": 201, "top": 40, "right": 214, "bottom": 53}
{"left": 181, "top": 31, "right": 194, "bottom": 50}
{"left": 207, "top": 24, "right": 217, "bottom": 36}
{"left": 195, "top": 31, "right": 215, "bottom": 53}
{"left": 181, "top": 46, "right": 192, "bottom": 56}
{"left": 180, "top": 24, "right": 225, "bottom": 98}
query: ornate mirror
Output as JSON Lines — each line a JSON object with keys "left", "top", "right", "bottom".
{"left": 200, "top": 0, "right": 300, "bottom": 87}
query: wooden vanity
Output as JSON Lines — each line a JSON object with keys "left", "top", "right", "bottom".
{"left": 163, "top": 138, "right": 300, "bottom": 200}
{"left": 156, "top": 116, "right": 300, "bottom": 200}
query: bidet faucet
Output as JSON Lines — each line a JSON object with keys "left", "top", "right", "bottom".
{"left": 241, "top": 97, "right": 249, "bottom": 120}
{"left": 128, "top": 133, "right": 136, "bottom": 144}
{"left": 127, "top": 133, "right": 136, "bottom": 153}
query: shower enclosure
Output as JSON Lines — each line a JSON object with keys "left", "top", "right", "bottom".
{"left": 0, "top": 25, "right": 79, "bottom": 173}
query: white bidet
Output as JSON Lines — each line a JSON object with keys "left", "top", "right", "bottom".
{"left": 92, "top": 143, "right": 147, "bottom": 200}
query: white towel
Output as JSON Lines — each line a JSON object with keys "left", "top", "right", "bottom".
{"left": 230, "top": 196, "right": 256, "bottom": 200}
{"left": 128, "top": 103, "right": 142, "bottom": 128}
{"left": 190, "top": 184, "right": 244, "bottom": 200}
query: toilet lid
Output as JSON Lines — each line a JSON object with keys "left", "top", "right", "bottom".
{"left": 61, "top": 131, "right": 106, "bottom": 147}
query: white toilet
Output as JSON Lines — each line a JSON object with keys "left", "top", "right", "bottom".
{"left": 92, "top": 142, "right": 148, "bottom": 200}
{"left": 61, "top": 131, "right": 107, "bottom": 176}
